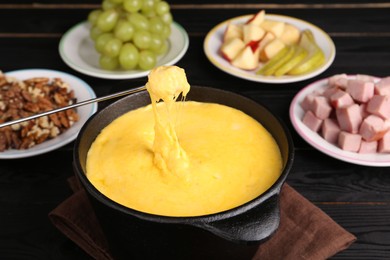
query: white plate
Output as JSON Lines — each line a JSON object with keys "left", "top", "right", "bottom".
{"left": 204, "top": 14, "right": 336, "bottom": 84}
{"left": 0, "top": 69, "right": 97, "bottom": 159}
{"left": 289, "top": 75, "right": 390, "bottom": 167}
{"left": 59, "top": 21, "right": 189, "bottom": 79}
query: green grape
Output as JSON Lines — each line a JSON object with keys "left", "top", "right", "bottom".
{"left": 103, "top": 38, "right": 123, "bottom": 57}
{"left": 99, "top": 55, "right": 119, "bottom": 70}
{"left": 114, "top": 20, "right": 134, "bottom": 42}
{"left": 141, "top": 9, "right": 156, "bottom": 18}
{"left": 133, "top": 30, "right": 152, "bottom": 50}
{"left": 160, "top": 12, "right": 172, "bottom": 25}
{"left": 161, "top": 24, "right": 171, "bottom": 39}
{"left": 138, "top": 50, "right": 157, "bottom": 70}
{"left": 88, "top": 9, "right": 102, "bottom": 26}
{"left": 97, "top": 9, "right": 119, "bottom": 32}
{"left": 110, "top": 0, "right": 123, "bottom": 3}
{"left": 119, "top": 43, "right": 139, "bottom": 69}
{"left": 90, "top": 26, "right": 103, "bottom": 41}
{"left": 141, "top": 0, "right": 155, "bottom": 13}
{"left": 95, "top": 33, "right": 114, "bottom": 53}
{"left": 155, "top": 40, "right": 168, "bottom": 55}
{"left": 155, "top": 1, "right": 169, "bottom": 16}
{"left": 123, "top": 0, "right": 142, "bottom": 13}
{"left": 149, "top": 34, "right": 163, "bottom": 52}
{"left": 127, "top": 12, "right": 149, "bottom": 31}
{"left": 149, "top": 16, "right": 164, "bottom": 34}
{"left": 102, "top": 0, "right": 119, "bottom": 10}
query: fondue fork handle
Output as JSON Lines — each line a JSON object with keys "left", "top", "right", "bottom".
{"left": 0, "top": 86, "right": 146, "bottom": 128}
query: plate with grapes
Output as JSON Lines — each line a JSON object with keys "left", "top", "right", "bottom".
{"left": 59, "top": 21, "right": 189, "bottom": 79}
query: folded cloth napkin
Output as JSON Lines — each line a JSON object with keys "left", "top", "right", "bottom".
{"left": 49, "top": 177, "right": 356, "bottom": 260}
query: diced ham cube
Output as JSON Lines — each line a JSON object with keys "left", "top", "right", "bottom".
{"left": 335, "top": 77, "right": 349, "bottom": 89}
{"left": 300, "top": 93, "right": 317, "bottom": 111}
{"left": 338, "top": 131, "right": 362, "bottom": 152}
{"left": 346, "top": 79, "right": 374, "bottom": 103}
{"left": 310, "top": 96, "right": 332, "bottom": 119}
{"left": 322, "top": 86, "right": 340, "bottom": 99}
{"left": 366, "top": 95, "right": 390, "bottom": 119}
{"left": 378, "top": 131, "right": 390, "bottom": 153}
{"left": 330, "top": 90, "right": 354, "bottom": 109}
{"left": 359, "top": 103, "right": 370, "bottom": 119}
{"left": 359, "top": 115, "right": 387, "bottom": 141}
{"left": 321, "top": 118, "right": 340, "bottom": 144}
{"left": 328, "top": 74, "right": 348, "bottom": 88}
{"left": 374, "top": 77, "right": 390, "bottom": 96}
{"left": 302, "top": 110, "right": 322, "bottom": 132}
{"left": 356, "top": 74, "right": 376, "bottom": 82}
{"left": 359, "top": 141, "right": 378, "bottom": 154}
{"left": 336, "top": 104, "right": 362, "bottom": 133}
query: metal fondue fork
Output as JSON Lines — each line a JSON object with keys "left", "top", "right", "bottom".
{"left": 0, "top": 86, "right": 146, "bottom": 128}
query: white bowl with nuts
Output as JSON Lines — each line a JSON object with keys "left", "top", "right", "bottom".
{"left": 0, "top": 69, "right": 97, "bottom": 159}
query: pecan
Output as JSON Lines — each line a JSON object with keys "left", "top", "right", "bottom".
{"left": 24, "top": 102, "right": 40, "bottom": 113}
{"left": 0, "top": 132, "right": 6, "bottom": 151}
{"left": 21, "top": 90, "right": 32, "bottom": 102}
{"left": 49, "top": 113, "right": 61, "bottom": 127}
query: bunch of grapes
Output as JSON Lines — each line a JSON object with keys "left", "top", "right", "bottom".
{"left": 88, "top": 0, "right": 173, "bottom": 71}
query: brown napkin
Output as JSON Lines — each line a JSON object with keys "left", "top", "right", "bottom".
{"left": 49, "top": 177, "right": 356, "bottom": 260}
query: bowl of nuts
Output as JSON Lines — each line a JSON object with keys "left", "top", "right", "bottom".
{"left": 0, "top": 69, "right": 97, "bottom": 159}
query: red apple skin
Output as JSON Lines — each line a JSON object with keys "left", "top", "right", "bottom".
{"left": 220, "top": 49, "right": 233, "bottom": 62}
{"left": 247, "top": 40, "right": 260, "bottom": 52}
{"left": 245, "top": 10, "right": 265, "bottom": 25}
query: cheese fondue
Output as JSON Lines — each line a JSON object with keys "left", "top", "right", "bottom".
{"left": 86, "top": 66, "right": 282, "bottom": 217}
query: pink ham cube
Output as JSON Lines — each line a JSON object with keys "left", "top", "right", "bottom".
{"left": 374, "top": 77, "right": 390, "bottom": 96}
{"left": 359, "top": 103, "right": 370, "bottom": 119}
{"left": 328, "top": 74, "right": 348, "bottom": 87}
{"left": 330, "top": 90, "right": 354, "bottom": 109}
{"left": 346, "top": 79, "right": 374, "bottom": 103}
{"left": 321, "top": 118, "right": 340, "bottom": 144}
{"left": 322, "top": 86, "right": 340, "bottom": 99}
{"left": 302, "top": 110, "right": 322, "bottom": 132}
{"left": 310, "top": 96, "right": 332, "bottom": 119}
{"left": 378, "top": 131, "right": 390, "bottom": 153}
{"left": 336, "top": 104, "right": 362, "bottom": 134}
{"left": 359, "top": 141, "right": 378, "bottom": 154}
{"left": 338, "top": 131, "right": 362, "bottom": 152}
{"left": 366, "top": 95, "right": 390, "bottom": 119}
{"left": 300, "top": 93, "right": 317, "bottom": 111}
{"left": 359, "top": 115, "right": 387, "bottom": 141}
{"left": 356, "top": 74, "right": 376, "bottom": 82}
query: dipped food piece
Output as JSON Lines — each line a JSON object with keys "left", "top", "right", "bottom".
{"left": 86, "top": 66, "right": 282, "bottom": 217}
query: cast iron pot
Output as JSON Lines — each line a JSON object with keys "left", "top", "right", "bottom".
{"left": 73, "top": 86, "right": 294, "bottom": 260}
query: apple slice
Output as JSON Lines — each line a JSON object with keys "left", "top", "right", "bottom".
{"left": 259, "top": 45, "right": 296, "bottom": 76}
{"left": 220, "top": 38, "right": 245, "bottom": 62}
{"left": 260, "top": 20, "right": 285, "bottom": 38}
{"left": 259, "top": 38, "right": 286, "bottom": 61}
{"left": 246, "top": 10, "right": 265, "bottom": 26}
{"left": 280, "top": 23, "right": 301, "bottom": 45}
{"left": 231, "top": 46, "right": 259, "bottom": 70}
{"left": 256, "top": 32, "right": 275, "bottom": 55}
{"left": 256, "top": 46, "right": 289, "bottom": 75}
{"left": 274, "top": 45, "right": 308, "bottom": 76}
{"left": 288, "top": 29, "right": 326, "bottom": 75}
{"left": 243, "top": 24, "right": 265, "bottom": 44}
{"left": 223, "top": 23, "right": 243, "bottom": 42}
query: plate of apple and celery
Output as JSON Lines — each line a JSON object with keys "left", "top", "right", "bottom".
{"left": 203, "top": 10, "right": 336, "bottom": 84}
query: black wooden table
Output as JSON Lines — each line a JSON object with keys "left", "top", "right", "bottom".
{"left": 1, "top": 1, "right": 389, "bottom": 259}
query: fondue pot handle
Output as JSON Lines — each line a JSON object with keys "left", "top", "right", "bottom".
{"left": 201, "top": 194, "right": 280, "bottom": 244}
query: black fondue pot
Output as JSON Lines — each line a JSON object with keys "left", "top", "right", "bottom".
{"left": 73, "top": 86, "right": 294, "bottom": 259}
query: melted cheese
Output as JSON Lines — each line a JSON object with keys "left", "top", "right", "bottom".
{"left": 86, "top": 66, "right": 282, "bottom": 217}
